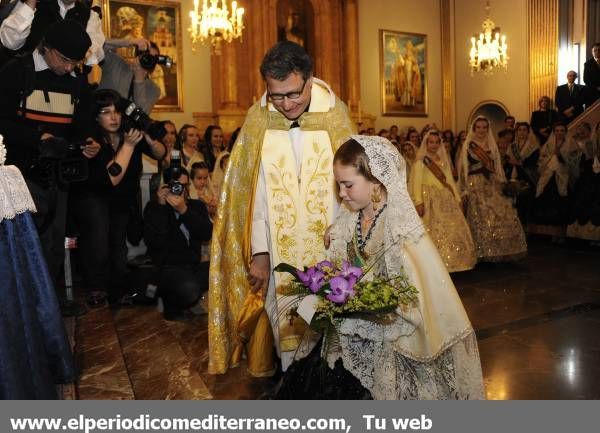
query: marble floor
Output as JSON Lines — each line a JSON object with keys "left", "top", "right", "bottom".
{"left": 72, "top": 238, "right": 600, "bottom": 400}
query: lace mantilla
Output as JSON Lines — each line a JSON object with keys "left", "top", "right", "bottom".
{"left": 330, "top": 135, "right": 425, "bottom": 277}
{"left": 0, "top": 157, "right": 37, "bottom": 222}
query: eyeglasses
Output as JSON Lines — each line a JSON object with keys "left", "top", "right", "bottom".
{"left": 267, "top": 78, "right": 308, "bottom": 102}
{"left": 98, "top": 108, "right": 121, "bottom": 116}
{"left": 53, "top": 49, "right": 82, "bottom": 68}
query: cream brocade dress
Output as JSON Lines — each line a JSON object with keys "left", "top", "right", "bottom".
{"left": 465, "top": 151, "right": 527, "bottom": 261}
{"left": 410, "top": 159, "right": 476, "bottom": 272}
{"left": 327, "top": 209, "right": 485, "bottom": 400}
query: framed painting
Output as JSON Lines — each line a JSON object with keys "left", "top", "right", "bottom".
{"left": 103, "top": 0, "right": 183, "bottom": 112}
{"left": 380, "top": 29, "right": 427, "bottom": 117}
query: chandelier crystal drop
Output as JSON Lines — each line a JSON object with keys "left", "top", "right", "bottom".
{"left": 469, "top": 1, "right": 508, "bottom": 75}
{"left": 188, "top": 0, "right": 245, "bottom": 55}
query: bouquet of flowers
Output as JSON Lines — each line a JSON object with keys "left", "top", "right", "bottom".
{"left": 274, "top": 258, "right": 418, "bottom": 328}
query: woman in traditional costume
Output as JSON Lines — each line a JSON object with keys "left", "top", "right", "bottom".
{"left": 457, "top": 116, "right": 527, "bottom": 261}
{"left": 410, "top": 130, "right": 476, "bottom": 272}
{"left": 530, "top": 122, "right": 580, "bottom": 239}
{"left": 504, "top": 122, "right": 540, "bottom": 226}
{"left": 567, "top": 121, "right": 600, "bottom": 243}
{"left": 276, "top": 136, "right": 485, "bottom": 400}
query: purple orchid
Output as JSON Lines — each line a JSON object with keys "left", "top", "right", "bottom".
{"left": 315, "top": 260, "right": 335, "bottom": 272}
{"left": 326, "top": 276, "right": 356, "bottom": 304}
{"left": 296, "top": 267, "right": 326, "bottom": 293}
{"left": 339, "top": 261, "right": 363, "bottom": 280}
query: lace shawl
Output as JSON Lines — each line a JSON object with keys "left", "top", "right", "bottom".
{"left": 0, "top": 136, "right": 36, "bottom": 222}
{"left": 327, "top": 135, "right": 484, "bottom": 399}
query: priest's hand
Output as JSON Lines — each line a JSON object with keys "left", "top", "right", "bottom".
{"left": 415, "top": 203, "right": 425, "bottom": 217}
{"left": 249, "top": 253, "right": 270, "bottom": 297}
{"left": 323, "top": 225, "right": 333, "bottom": 249}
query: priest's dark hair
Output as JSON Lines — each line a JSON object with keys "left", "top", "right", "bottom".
{"left": 260, "top": 40, "right": 313, "bottom": 81}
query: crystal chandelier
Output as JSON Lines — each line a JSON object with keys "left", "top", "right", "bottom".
{"left": 469, "top": 1, "right": 508, "bottom": 75}
{"left": 188, "top": 0, "right": 245, "bottom": 55}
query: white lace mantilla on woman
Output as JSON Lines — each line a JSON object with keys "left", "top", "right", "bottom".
{"left": 0, "top": 135, "right": 36, "bottom": 223}
{"left": 327, "top": 135, "right": 484, "bottom": 400}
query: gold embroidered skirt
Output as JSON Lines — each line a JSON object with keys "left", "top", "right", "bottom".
{"left": 466, "top": 174, "right": 527, "bottom": 262}
{"left": 420, "top": 185, "right": 477, "bottom": 272}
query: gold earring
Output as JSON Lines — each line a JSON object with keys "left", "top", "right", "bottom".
{"left": 371, "top": 187, "right": 382, "bottom": 212}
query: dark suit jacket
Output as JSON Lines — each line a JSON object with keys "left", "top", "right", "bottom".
{"left": 583, "top": 58, "right": 600, "bottom": 102}
{"left": 555, "top": 83, "right": 585, "bottom": 122}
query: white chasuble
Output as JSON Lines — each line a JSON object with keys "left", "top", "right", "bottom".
{"left": 261, "top": 129, "right": 335, "bottom": 355}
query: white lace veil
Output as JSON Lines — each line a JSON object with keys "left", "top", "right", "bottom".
{"left": 329, "top": 135, "right": 425, "bottom": 272}
{"left": 416, "top": 129, "right": 453, "bottom": 170}
{"left": 0, "top": 134, "right": 37, "bottom": 222}
{"left": 457, "top": 115, "right": 507, "bottom": 192}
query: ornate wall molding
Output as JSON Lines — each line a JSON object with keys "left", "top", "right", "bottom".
{"left": 528, "top": 0, "right": 559, "bottom": 113}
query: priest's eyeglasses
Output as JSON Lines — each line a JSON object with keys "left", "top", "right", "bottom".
{"left": 267, "top": 79, "right": 307, "bottom": 102}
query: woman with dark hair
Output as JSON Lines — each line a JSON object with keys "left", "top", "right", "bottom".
{"left": 202, "top": 125, "right": 224, "bottom": 172}
{"left": 71, "top": 89, "right": 165, "bottom": 306}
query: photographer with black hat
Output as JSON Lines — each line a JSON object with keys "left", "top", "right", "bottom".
{"left": 0, "top": 19, "right": 100, "bottom": 284}
{"left": 0, "top": 0, "right": 104, "bottom": 67}
{"left": 143, "top": 167, "right": 212, "bottom": 320}
{"left": 70, "top": 88, "right": 165, "bottom": 306}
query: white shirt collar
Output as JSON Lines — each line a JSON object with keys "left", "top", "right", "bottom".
{"left": 32, "top": 49, "right": 77, "bottom": 77}
{"left": 58, "top": 0, "right": 75, "bottom": 18}
{"left": 32, "top": 50, "right": 50, "bottom": 72}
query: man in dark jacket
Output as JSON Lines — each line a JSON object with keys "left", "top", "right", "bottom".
{"left": 555, "top": 70, "right": 586, "bottom": 123}
{"left": 583, "top": 42, "right": 600, "bottom": 104}
{"left": 144, "top": 169, "right": 213, "bottom": 320}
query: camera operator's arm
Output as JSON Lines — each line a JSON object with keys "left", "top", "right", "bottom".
{"left": 143, "top": 188, "right": 173, "bottom": 264}
{"left": 178, "top": 200, "right": 213, "bottom": 242}
{"left": 142, "top": 132, "right": 166, "bottom": 160}
{"left": 107, "top": 129, "right": 143, "bottom": 186}
{"left": 0, "top": 0, "right": 35, "bottom": 51}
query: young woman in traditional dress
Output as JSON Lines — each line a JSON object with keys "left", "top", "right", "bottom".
{"left": 410, "top": 130, "right": 476, "bottom": 272}
{"left": 567, "top": 121, "right": 600, "bottom": 244}
{"left": 530, "top": 122, "right": 580, "bottom": 240}
{"left": 505, "top": 122, "right": 540, "bottom": 226}
{"left": 276, "top": 136, "right": 485, "bottom": 400}
{"left": 456, "top": 116, "right": 527, "bottom": 261}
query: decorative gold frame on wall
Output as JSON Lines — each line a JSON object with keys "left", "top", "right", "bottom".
{"left": 379, "top": 29, "right": 428, "bottom": 117}
{"left": 102, "top": 0, "right": 184, "bottom": 112}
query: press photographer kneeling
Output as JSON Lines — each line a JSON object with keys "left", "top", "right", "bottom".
{"left": 70, "top": 89, "right": 165, "bottom": 306}
{"left": 143, "top": 162, "right": 212, "bottom": 321}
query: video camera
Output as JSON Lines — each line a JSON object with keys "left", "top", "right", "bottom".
{"left": 117, "top": 98, "right": 166, "bottom": 141}
{"left": 135, "top": 47, "right": 173, "bottom": 71}
{"left": 162, "top": 150, "right": 184, "bottom": 196}
{"left": 29, "top": 137, "right": 89, "bottom": 186}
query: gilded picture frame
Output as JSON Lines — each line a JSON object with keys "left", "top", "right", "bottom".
{"left": 380, "top": 29, "right": 427, "bottom": 117}
{"left": 102, "top": 0, "right": 183, "bottom": 112}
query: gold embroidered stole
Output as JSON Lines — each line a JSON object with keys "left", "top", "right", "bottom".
{"left": 262, "top": 130, "right": 335, "bottom": 353}
{"left": 423, "top": 156, "right": 454, "bottom": 195}
{"left": 208, "top": 78, "right": 355, "bottom": 375}
{"left": 468, "top": 141, "right": 495, "bottom": 174}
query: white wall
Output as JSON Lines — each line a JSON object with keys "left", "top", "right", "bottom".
{"left": 453, "top": 0, "right": 530, "bottom": 130}
{"left": 358, "top": 0, "right": 443, "bottom": 131}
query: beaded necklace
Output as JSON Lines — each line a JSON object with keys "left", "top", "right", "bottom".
{"left": 356, "top": 203, "right": 388, "bottom": 252}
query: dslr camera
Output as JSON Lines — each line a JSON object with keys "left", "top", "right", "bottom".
{"left": 117, "top": 98, "right": 166, "bottom": 141}
{"left": 30, "top": 137, "right": 89, "bottom": 186}
{"left": 135, "top": 47, "right": 173, "bottom": 71}
{"left": 162, "top": 150, "right": 184, "bottom": 196}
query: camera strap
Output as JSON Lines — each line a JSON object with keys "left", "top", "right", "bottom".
{"left": 127, "top": 78, "right": 135, "bottom": 101}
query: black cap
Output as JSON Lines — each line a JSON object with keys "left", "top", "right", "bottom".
{"left": 44, "top": 20, "right": 92, "bottom": 61}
